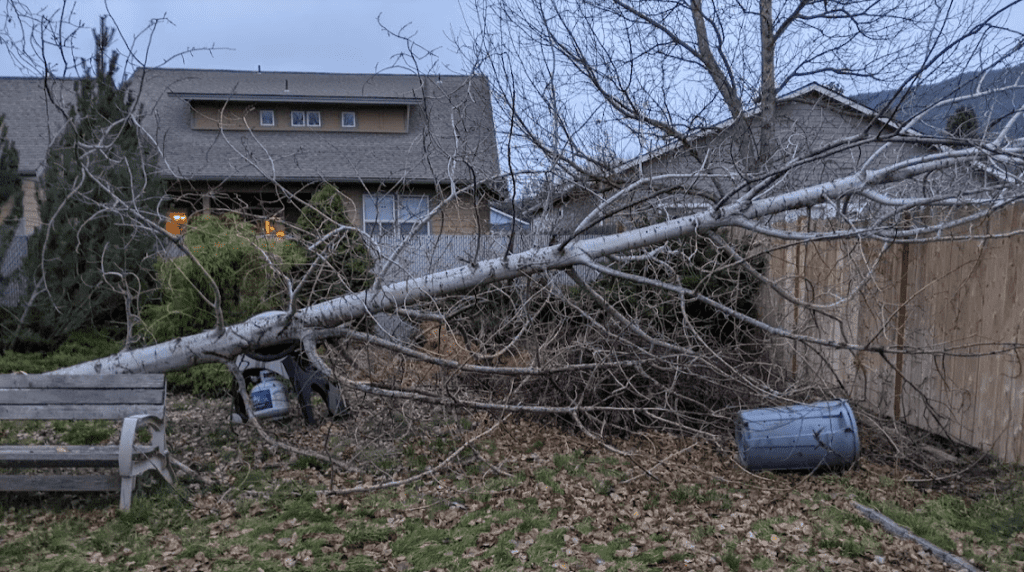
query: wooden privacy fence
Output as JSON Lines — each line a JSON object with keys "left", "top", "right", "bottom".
{"left": 759, "top": 204, "right": 1024, "bottom": 463}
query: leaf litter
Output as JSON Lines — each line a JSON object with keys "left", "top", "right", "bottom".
{"left": 0, "top": 391, "right": 1021, "bottom": 571}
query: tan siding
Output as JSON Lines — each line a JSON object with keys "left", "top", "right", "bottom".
{"left": 21, "top": 179, "right": 42, "bottom": 234}
{"left": 191, "top": 102, "right": 407, "bottom": 133}
{"left": 430, "top": 197, "right": 488, "bottom": 235}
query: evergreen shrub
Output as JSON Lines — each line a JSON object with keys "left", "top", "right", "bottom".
{"left": 142, "top": 213, "right": 305, "bottom": 395}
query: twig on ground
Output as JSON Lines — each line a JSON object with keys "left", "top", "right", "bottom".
{"left": 619, "top": 442, "right": 698, "bottom": 485}
{"left": 851, "top": 501, "right": 983, "bottom": 572}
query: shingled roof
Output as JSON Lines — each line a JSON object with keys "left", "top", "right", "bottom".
{"left": 0, "top": 77, "right": 76, "bottom": 176}
{"left": 127, "top": 68, "right": 500, "bottom": 188}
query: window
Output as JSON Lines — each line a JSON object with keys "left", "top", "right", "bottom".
{"left": 260, "top": 110, "right": 275, "bottom": 126}
{"left": 363, "top": 194, "right": 429, "bottom": 235}
{"left": 341, "top": 111, "right": 356, "bottom": 128}
{"left": 264, "top": 218, "right": 285, "bottom": 238}
{"left": 165, "top": 211, "right": 188, "bottom": 235}
{"left": 291, "top": 110, "right": 321, "bottom": 127}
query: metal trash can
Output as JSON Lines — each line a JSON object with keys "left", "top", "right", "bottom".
{"left": 735, "top": 399, "right": 860, "bottom": 472}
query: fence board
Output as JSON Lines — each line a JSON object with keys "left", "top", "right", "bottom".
{"left": 760, "top": 205, "right": 1024, "bottom": 464}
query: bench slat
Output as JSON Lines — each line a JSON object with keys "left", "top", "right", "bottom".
{"left": 0, "top": 373, "right": 171, "bottom": 510}
{"left": 0, "top": 388, "right": 165, "bottom": 405}
{"left": 0, "top": 374, "right": 165, "bottom": 390}
{"left": 0, "top": 404, "right": 165, "bottom": 420}
{"left": 0, "top": 445, "right": 119, "bottom": 467}
{"left": 0, "top": 474, "right": 120, "bottom": 492}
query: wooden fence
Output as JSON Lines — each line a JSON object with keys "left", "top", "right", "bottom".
{"left": 759, "top": 204, "right": 1024, "bottom": 463}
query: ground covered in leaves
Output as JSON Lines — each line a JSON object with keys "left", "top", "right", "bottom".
{"left": 2, "top": 393, "right": 1024, "bottom": 571}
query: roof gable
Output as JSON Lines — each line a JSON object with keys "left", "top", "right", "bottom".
{"left": 0, "top": 77, "right": 77, "bottom": 175}
{"left": 616, "top": 82, "right": 910, "bottom": 176}
{"left": 127, "top": 68, "right": 500, "bottom": 187}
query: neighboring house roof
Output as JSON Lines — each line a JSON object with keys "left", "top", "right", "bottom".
{"left": 522, "top": 83, "right": 904, "bottom": 219}
{"left": 489, "top": 206, "right": 530, "bottom": 229}
{"left": 853, "top": 64, "right": 1024, "bottom": 140}
{"left": 617, "top": 82, "right": 913, "bottom": 176}
{"left": 127, "top": 68, "right": 501, "bottom": 189}
{"left": 0, "top": 77, "right": 77, "bottom": 176}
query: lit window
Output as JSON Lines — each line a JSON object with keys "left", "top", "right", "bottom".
{"left": 291, "top": 111, "right": 305, "bottom": 126}
{"left": 260, "top": 110, "right": 275, "bottom": 126}
{"left": 166, "top": 211, "right": 188, "bottom": 235}
{"left": 306, "top": 111, "right": 321, "bottom": 127}
{"left": 341, "top": 111, "right": 356, "bottom": 128}
{"left": 264, "top": 218, "right": 285, "bottom": 238}
{"left": 363, "top": 194, "right": 429, "bottom": 235}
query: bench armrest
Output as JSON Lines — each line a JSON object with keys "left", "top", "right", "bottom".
{"left": 118, "top": 414, "right": 170, "bottom": 480}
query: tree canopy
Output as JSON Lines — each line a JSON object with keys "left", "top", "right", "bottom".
{"left": 3, "top": 18, "right": 165, "bottom": 350}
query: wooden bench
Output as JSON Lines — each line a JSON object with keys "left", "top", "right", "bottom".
{"left": 0, "top": 374, "right": 174, "bottom": 510}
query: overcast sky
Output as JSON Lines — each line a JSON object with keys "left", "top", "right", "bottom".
{"left": 2, "top": 1, "right": 1023, "bottom": 82}
{"left": 0, "top": 0, "right": 473, "bottom": 78}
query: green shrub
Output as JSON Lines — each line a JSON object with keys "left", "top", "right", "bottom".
{"left": 293, "top": 183, "right": 374, "bottom": 305}
{"left": 0, "top": 331, "right": 121, "bottom": 373}
{"left": 140, "top": 214, "right": 304, "bottom": 395}
{"left": 166, "top": 363, "right": 232, "bottom": 398}
{"left": 142, "top": 213, "right": 305, "bottom": 342}
{"left": 593, "top": 233, "right": 764, "bottom": 346}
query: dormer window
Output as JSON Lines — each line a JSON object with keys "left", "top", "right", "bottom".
{"left": 291, "top": 110, "right": 321, "bottom": 127}
{"left": 341, "top": 111, "right": 356, "bottom": 128}
{"left": 260, "top": 110, "right": 275, "bottom": 126}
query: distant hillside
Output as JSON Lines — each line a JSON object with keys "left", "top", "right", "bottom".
{"left": 853, "top": 64, "right": 1024, "bottom": 140}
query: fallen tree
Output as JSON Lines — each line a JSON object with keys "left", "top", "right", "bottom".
{"left": 52, "top": 147, "right": 1023, "bottom": 377}
{"left": 5, "top": 0, "right": 1024, "bottom": 466}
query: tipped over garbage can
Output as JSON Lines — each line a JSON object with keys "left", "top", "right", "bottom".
{"left": 735, "top": 399, "right": 860, "bottom": 472}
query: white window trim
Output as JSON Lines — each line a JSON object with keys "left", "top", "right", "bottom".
{"left": 341, "top": 111, "right": 356, "bottom": 128}
{"left": 260, "top": 110, "right": 275, "bottom": 126}
{"left": 306, "top": 111, "right": 321, "bottom": 127}
{"left": 291, "top": 111, "right": 305, "bottom": 127}
{"left": 363, "top": 194, "right": 430, "bottom": 235}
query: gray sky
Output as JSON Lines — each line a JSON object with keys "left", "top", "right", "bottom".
{"left": 0, "top": 0, "right": 472, "bottom": 77}
{"left": 2, "top": 1, "right": 1023, "bottom": 83}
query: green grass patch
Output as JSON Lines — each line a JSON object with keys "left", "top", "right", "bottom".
{"left": 553, "top": 450, "right": 586, "bottom": 475}
{"left": 721, "top": 541, "right": 740, "bottom": 571}
{"left": 52, "top": 420, "right": 115, "bottom": 445}
{"left": 866, "top": 482, "right": 1024, "bottom": 572}
{"left": 0, "top": 331, "right": 121, "bottom": 374}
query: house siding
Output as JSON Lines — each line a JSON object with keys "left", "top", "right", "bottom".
{"left": 190, "top": 102, "right": 408, "bottom": 133}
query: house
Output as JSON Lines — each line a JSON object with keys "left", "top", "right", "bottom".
{"left": 0, "top": 77, "right": 76, "bottom": 305}
{"left": 125, "top": 69, "right": 502, "bottom": 239}
{"left": 522, "top": 77, "right": 1024, "bottom": 462}
{"left": 0, "top": 77, "right": 76, "bottom": 236}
